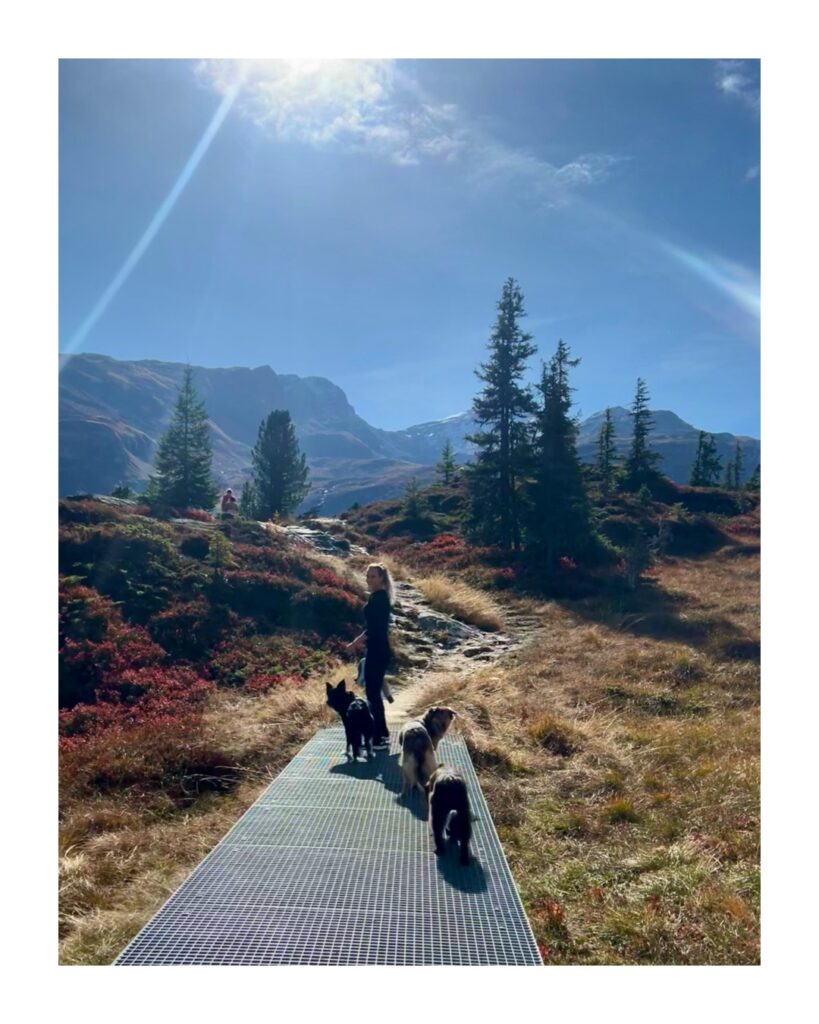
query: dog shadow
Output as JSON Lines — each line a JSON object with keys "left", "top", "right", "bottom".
{"left": 328, "top": 755, "right": 381, "bottom": 781}
{"left": 394, "top": 787, "right": 431, "bottom": 822}
{"left": 434, "top": 846, "right": 488, "bottom": 893}
{"left": 327, "top": 750, "right": 430, "bottom": 821}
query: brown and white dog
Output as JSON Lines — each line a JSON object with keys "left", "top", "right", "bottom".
{"left": 398, "top": 706, "right": 457, "bottom": 799}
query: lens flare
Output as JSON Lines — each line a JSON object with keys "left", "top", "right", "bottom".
{"left": 660, "top": 242, "right": 760, "bottom": 321}
{"left": 62, "top": 75, "right": 245, "bottom": 365}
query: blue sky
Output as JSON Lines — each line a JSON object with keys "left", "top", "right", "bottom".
{"left": 59, "top": 58, "right": 760, "bottom": 435}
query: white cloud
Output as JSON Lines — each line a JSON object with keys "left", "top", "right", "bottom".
{"left": 715, "top": 60, "right": 760, "bottom": 114}
{"left": 197, "top": 59, "right": 466, "bottom": 166}
{"left": 468, "top": 141, "right": 622, "bottom": 207}
{"left": 197, "top": 59, "right": 621, "bottom": 200}
{"left": 745, "top": 164, "right": 760, "bottom": 182}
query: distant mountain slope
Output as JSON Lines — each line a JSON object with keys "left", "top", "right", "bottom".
{"left": 576, "top": 406, "right": 759, "bottom": 486}
{"left": 59, "top": 354, "right": 429, "bottom": 510}
{"left": 59, "top": 354, "right": 759, "bottom": 512}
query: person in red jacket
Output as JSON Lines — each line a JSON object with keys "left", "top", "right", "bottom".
{"left": 220, "top": 488, "right": 237, "bottom": 517}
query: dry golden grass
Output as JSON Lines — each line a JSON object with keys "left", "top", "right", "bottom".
{"left": 60, "top": 527, "right": 758, "bottom": 966}
{"left": 367, "top": 551, "right": 410, "bottom": 583}
{"left": 405, "top": 547, "right": 759, "bottom": 964}
{"left": 414, "top": 573, "right": 505, "bottom": 631}
{"left": 59, "top": 678, "right": 338, "bottom": 965}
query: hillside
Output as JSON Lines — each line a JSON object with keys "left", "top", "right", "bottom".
{"left": 59, "top": 353, "right": 759, "bottom": 512}
{"left": 59, "top": 478, "right": 759, "bottom": 965}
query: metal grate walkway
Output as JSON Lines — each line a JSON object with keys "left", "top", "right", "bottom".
{"left": 114, "top": 727, "right": 542, "bottom": 965}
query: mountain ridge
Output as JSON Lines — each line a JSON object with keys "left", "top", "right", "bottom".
{"left": 59, "top": 353, "right": 760, "bottom": 512}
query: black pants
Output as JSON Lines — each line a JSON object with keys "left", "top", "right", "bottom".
{"left": 364, "top": 650, "right": 390, "bottom": 739}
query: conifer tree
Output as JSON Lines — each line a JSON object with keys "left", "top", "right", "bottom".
{"left": 733, "top": 439, "right": 744, "bottom": 488}
{"left": 239, "top": 480, "right": 258, "bottom": 518}
{"left": 146, "top": 366, "right": 218, "bottom": 509}
{"left": 622, "top": 377, "right": 662, "bottom": 491}
{"left": 722, "top": 440, "right": 744, "bottom": 490}
{"left": 700, "top": 433, "right": 722, "bottom": 487}
{"left": 249, "top": 410, "right": 309, "bottom": 520}
{"left": 435, "top": 439, "right": 457, "bottom": 485}
{"left": 746, "top": 463, "right": 760, "bottom": 491}
{"left": 722, "top": 454, "right": 735, "bottom": 490}
{"left": 402, "top": 476, "right": 425, "bottom": 519}
{"left": 689, "top": 431, "right": 706, "bottom": 486}
{"left": 465, "top": 278, "right": 537, "bottom": 551}
{"left": 596, "top": 407, "right": 618, "bottom": 495}
{"left": 525, "top": 340, "right": 594, "bottom": 568}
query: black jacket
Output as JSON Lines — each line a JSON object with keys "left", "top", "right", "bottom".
{"left": 364, "top": 589, "right": 391, "bottom": 659}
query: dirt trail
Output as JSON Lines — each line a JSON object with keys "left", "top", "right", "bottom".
{"left": 282, "top": 520, "right": 541, "bottom": 725}
{"left": 383, "top": 579, "right": 539, "bottom": 723}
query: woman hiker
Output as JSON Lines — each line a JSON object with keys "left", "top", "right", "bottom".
{"left": 347, "top": 562, "right": 395, "bottom": 748}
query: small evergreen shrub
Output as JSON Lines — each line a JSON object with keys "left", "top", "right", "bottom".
{"left": 179, "top": 534, "right": 211, "bottom": 560}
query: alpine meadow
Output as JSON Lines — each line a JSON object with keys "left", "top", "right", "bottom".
{"left": 58, "top": 58, "right": 760, "bottom": 967}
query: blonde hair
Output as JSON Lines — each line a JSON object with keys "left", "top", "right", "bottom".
{"left": 368, "top": 562, "right": 395, "bottom": 606}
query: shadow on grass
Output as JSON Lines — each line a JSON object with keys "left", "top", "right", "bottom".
{"left": 558, "top": 579, "right": 759, "bottom": 662}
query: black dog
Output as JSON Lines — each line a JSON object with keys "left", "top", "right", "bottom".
{"left": 326, "top": 679, "right": 374, "bottom": 760}
{"left": 427, "top": 766, "right": 473, "bottom": 865}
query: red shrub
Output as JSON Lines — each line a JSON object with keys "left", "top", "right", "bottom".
{"left": 60, "top": 709, "right": 226, "bottom": 798}
{"left": 489, "top": 566, "right": 518, "bottom": 589}
{"left": 177, "top": 509, "right": 213, "bottom": 522}
{"left": 59, "top": 499, "right": 126, "bottom": 525}
{"left": 59, "top": 579, "right": 166, "bottom": 707}
{"left": 290, "top": 585, "right": 361, "bottom": 636}
{"left": 231, "top": 543, "right": 313, "bottom": 580}
{"left": 60, "top": 665, "right": 212, "bottom": 739}
{"left": 243, "top": 673, "right": 305, "bottom": 694}
{"left": 207, "top": 633, "right": 329, "bottom": 688}
{"left": 218, "top": 569, "right": 302, "bottom": 621}
{"left": 309, "top": 566, "right": 360, "bottom": 595}
{"left": 149, "top": 598, "right": 237, "bottom": 659}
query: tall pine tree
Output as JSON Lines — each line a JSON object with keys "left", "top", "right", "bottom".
{"left": 525, "top": 340, "right": 594, "bottom": 568}
{"left": 146, "top": 366, "right": 218, "bottom": 509}
{"left": 622, "top": 378, "right": 662, "bottom": 491}
{"left": 596, "top": 407, "right": 618, "bottom": 495}
{"left": 250, "top": 410, "right": 309, "bottom": 520}
{"left": 465, "top": 278, "right": 537, "bottom": 551}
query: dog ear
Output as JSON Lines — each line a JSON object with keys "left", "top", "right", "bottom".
{"left": 338, "top": 679, "right": 347, "bottom": 690}
{"left": 326, "top": 682, "right": 333, "bottom": 695}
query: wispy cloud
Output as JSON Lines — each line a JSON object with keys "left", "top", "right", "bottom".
{"left": 745, "top": 164, "right": 760, "bottom": 182}
{"left": 197, "top": 60, "right": 467, "bottom": 166}
{"left": 197, "top": 59, "right": 621, "bottom": 200}
{"left": 468, "top": 140, "right": 624, "bottom": 206}
{"left": 715, "top": 59, "right": 760, "bottom": 114}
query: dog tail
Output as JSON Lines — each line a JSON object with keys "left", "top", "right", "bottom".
{"left": 449, "top": 809, "right": 472, "bottom": 864}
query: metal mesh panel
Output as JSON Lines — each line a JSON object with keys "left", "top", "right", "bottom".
{"left": 114, "top": 728, "right": 542, "bottom": 965}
